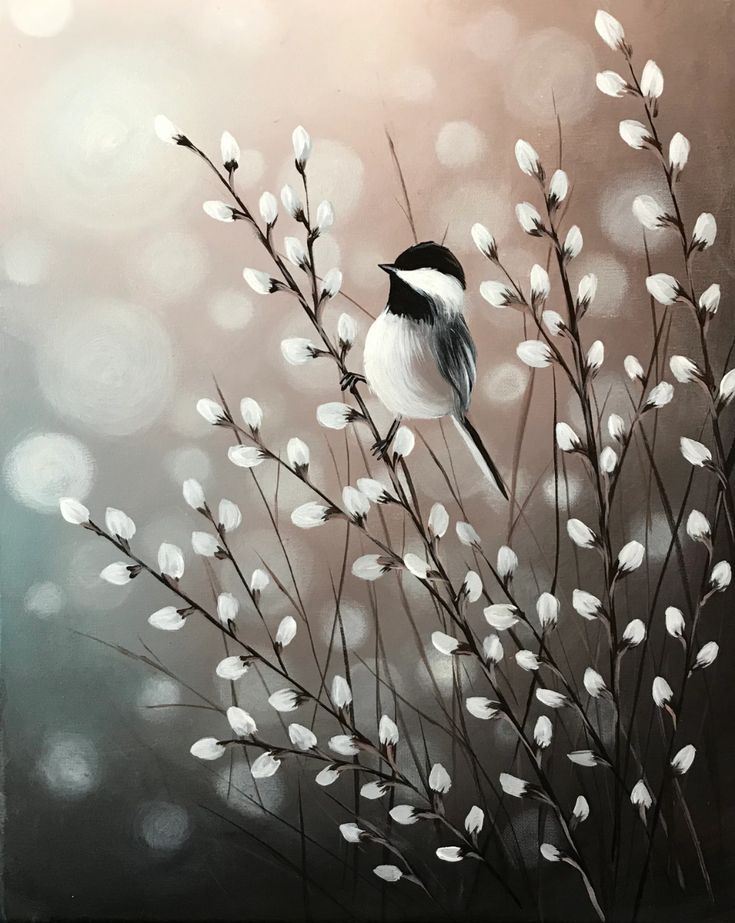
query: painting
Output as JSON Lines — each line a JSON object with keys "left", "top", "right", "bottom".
{"left": 3, "top": 2, "right": 735, "bottom": 921}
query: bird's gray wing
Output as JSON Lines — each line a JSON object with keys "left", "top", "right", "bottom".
{"left": 430, "top": 314, "right": 477, "bottom": 416}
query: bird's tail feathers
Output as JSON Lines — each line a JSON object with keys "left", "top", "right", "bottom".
{"left": 452, "top": 415, "right": 509, "bottom": 500}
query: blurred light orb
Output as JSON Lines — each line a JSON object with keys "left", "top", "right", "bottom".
{"left": 137, "top": 677, "right": 182, "bottom": 720}
{"left": 25, "top": 581, "right": 64, "bottom": 617}
{"left": 543, "top": 471, "right": 583, "bottom": 508}
{"left": 599, "top": 170, "right": 671, "bottom": 255}
{"left": 137, "top": 801, "right": 191, "bottom": 852}
{"left": 319, "top": 603, "right": 370, "bottom": 650}
{"left": 37, "top": 300, "right": 176, "bottom": 436}
{"left": 3, "top": 233, "right": 52, "bottom": 285}
{"left": 38, "top": 732, "right": 99, "bottom": 798}
{"left": 279, "top": 140, "right": 364, "bottom": 218}
{"left": 482, "top": 362, "right": 528, "bottom": 404}
{"left": 129, "top": 231, "right": 210, "bottom": 305}
{"left": 575, "top": 253, "right": 630, "bottom": 317}
{"left": 66, "top": 540, "right": 134, "bottom": 610}
{"left": 505, "top": 29, "right": 597, "bottom": 125}
{"left": 4, "top": 432, "right": 94, "bottom": 512}
{"left": 8, "top": 0, "right": 73, "bottom": 37}
{"left": 188, "top": 0, "right": 276, "bottom": 51}
{"left": 164, "top": 446, "right": 212, "bottom": 485}
{"left": 208, "top": 288, "right": 255, "bottom": 331}
{"left": 213, "top": 760, "right": 287, "bottom": 816}
{"left": 464, "top": 8, "right": 519, "bottom": 61}
{"left": 435, "top": 121, "right": 487, "bottom": 168}
{"left": 237, "top": 150, "right": 266, "bottom": 187}
{"left": 388, "top": 65, "right": 436, "bottom": 102}
{"left": 432, "top": 180, "right": 511, "bottom": 255}
{"left": 30, "top": 48, "right": 200, "bottom": 232}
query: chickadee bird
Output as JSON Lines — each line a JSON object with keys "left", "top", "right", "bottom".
{"left": 356, "top": 240, "right": 508, "bottom": 498}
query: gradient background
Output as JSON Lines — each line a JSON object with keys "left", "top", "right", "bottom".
{"left": 2, "top": 0, "right": 735, "bottom": 920}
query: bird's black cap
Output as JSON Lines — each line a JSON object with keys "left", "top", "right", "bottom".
{"left": 380, "top": 241, "right": 466, "bottom": 290}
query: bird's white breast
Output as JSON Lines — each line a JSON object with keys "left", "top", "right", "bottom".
{"left": 363, "top": 312, "right": 455, "bottom": 419}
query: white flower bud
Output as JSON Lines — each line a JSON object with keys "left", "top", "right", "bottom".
{"left": 483, "top": 604, "right": 519, "bottom": 630}
{"left": 392, "top": 426, "right": 415, "bottom": 459}
{"left": 517, "top": 340, "right": 552, "bottom": 368}
{"left": 281, "top": 337, "right": 318, "bottom": 365}
{"left": 640, "top": 60, "right": 664, "bottom": 99}
{"left": 203, "top": 200, "right": 236, "bottom": 222}
{"left": 669, "top": 133, "right": 690, "bottom": 175}
{"left": 287, "top": 437, "right": 310, "bottom": 474}
{"left": 516, "top": 201, "right": 544, "bottom": 236}
{"left": 567, "top": 519, "right": 597, "bottom": 548}
{"left": 259, "top": 191, "right": 278, "bottom": 225}
{"left": 191, "top": 531, "right": 220, "bottom": 557}
{"left": 632, "top": 194, "right": 668, "bottom": 230}
{"left": 482, "top": 634, "right": 504, "bottom": 664}
{"left": 514, "top": 139, "right": 542, "bottom": 178}
{"left": 499, "top": 773, "right": 528, "bottom": 798}
{"left": 631, "top": 780, "right": 652, "bottom": 809}
{"left": 390, "top": 805, "right": 419, "bottom": 825}
{"left": 568, "top": 750, "right": 600, "bottom": 767}
{"left": 158, "top": 542, "right": 184, "bottom": 579}
{"left": 709, "top": 561, "right": 731, "bottom": 592}
{"left": 148, "top": 606, "right": 186, "bottom": 631}
{"left": 243, "top": 268, "right": 278, "bottom": 295}
{"left": 463, "top": 570, "right": 483, "bottom": 602}
{"left": 218, "top": 499, "right": 241, "bottom": 533}
{"left": 373, "top": 865, "right": 402, "bottom": 882}
{"left": 316, "top": 402, "right": 355, "bottom": 430}
{"left": 220, "top": 131, "right": 240, "bottom": 170}
{"left": 456, "top": 521, "right": 481, "bottom": 546}
{"left": 653, "top": 675, "right": 673, "bottom": 709}
{"left": 356, "top": 478, "right": 393, "bottom": 503}
{"left": 100, "top": 563, "right": 134, "bottom": 585}
{"left": 315, "top": 200, "right": 334, "bottom": 232}
{"left": 284, "top": 236, "right": 308, "bottom": 268}
{"left": 428, "top": 502, "right": 449, "bottom": 539}
{"left": 600, "top": 446, "right": 618, "bottom": 474}
{"left": 516, "top": 650, "right": 540, "bottom": 671}
{"left": 331, "top": 674, "right": 352, "bottom": 709}
{"left": 669, "top": 355, "right": 700, "bottom": 383}
{"left": 680, "top": 437, "right": 711, "bottom": 468}
{"left": 624, "top": 355, "right": 644, "bottom": 381}
{"left": 466, "top": 697, "right": 500, "bottom": 719}
{"left": 291, "top": 501, "right": 330, "bottom": 529}
{"left": 288, "top": 723, "right": 317, "bottom": 750}
{"left": 471, "top": 223, "right": 497, "bottom": 260}
{"left": 281, "top": 183, "right": 303, "bottom": 218}
{"left": 556, "top": 422, "right": 581, "bottom": 452}
{"left": 352, "top": 554, "right": 390, "bottom": 581}
{"left": 542, "top": 310, "right": 566, "bottom": 336}
{"left": 330, "top": 734, "right": 360, "bottom": 756}
{"left": 530, "top": 264, "right": 550, "bottom": 304}
{"left": 537, "top": 592, "right": 560, "bottom": 629}
{"left": 572, "top": 589, "right": 602, "bottom": 620}
{"left": 275, "top": 615, "right": 297, "bottom": 648}
{"left": 622, "top": 619, "right": 646, "bottom": 647}
{"left": 534, "top": 715, "right": 553, "bottom": 749}
{"left": 686, "top": 509, "right": 711, "bottom": 543}
{"left": 315, "top": 766, "right": 341, "bottom": 787}
{"left": 197, "top": 398, "right": 225, "bottom": 424}
{"left": 362, "top": 782, "right": 388, "bottom": 800}
{"left": 240, "top": 397, "right": 263, "bottom": 432}
{"left": 104, "top": 507, "right": 136, "bottom": 541}
{"left": 540, "top": 843, "right": 561, "bottom": 862}
{"left": 379, "top": 715, "right": 399, "bottom": 746}
{"left": 607, "top": 413, "right": 625, "bottom": 441}
{"left": 617, "top": 540, "right": 645, "bottom": 574}
{"left": 595, "top": 10, "right": 626, "bottom": 50}
{"left": 665, "top": 606, "right": 685, "bottom": 639}
{"left": 339, "top": 823, "right": 366, "bottom": 843}
{"left": 563, "top": 225, "right": 583, "bottom": 260}
{"left": 429, "top": 763, "right": 452, "bottom": 793}
{"left": 228, "top": 707, "right": 257, "bottom": 736}
{"left": 497, "top": 545, "right": 518, "bottom": 580}
{"left": 583, "top": 668, "right": 607, "bottom": 698}
{"left": 320, "top": 268, "right": 342, "bottom": 299}
{"left": 573, "top": 796, "right": 590, "bottom": 822}
{"left": 646, "top": 273, "right": 682, "bottom": 305}
{"left": 586, "top": 339, "right": 604, "bottom": 373}
{"left": 183, "top": 478, "right": 205, "bottom": 510}
{"left": 190, "top": 737, "right": 225, "bottom": 760}
{"left": 691, "top": 213, "right": 717, "bottom": 251}
{"left": 268, "top": 688, "right": 301, "bottom": 712}
{"left": 694, "top": 641, "right": 718, "bottom": 670}
{"left": 619, "top": 120, "right": 653, "bottom": 149}
{"left": 718, "top": 369, "right": 735, "bottom": 408}
{"left": 154, "top": 114, "right": 186, "bottom": 145}
{"left": 217, "top": 592, "right": 239, "bottom": 627}
{"left": 577, "top": 273, "right": 598, "bottom": 311}
{"left": 465, "top": 806, "right": 484, "bottom": 836}
{"left": 436, "top": 847, "right": 464, "bottom": 863}
{"left": 59, "top": 497, "right": 90, "bottom": 525}
{"left": 480, "top": 280, "right": 515, "bottom": 308}
{"left": 404, "top": 553, "right": 430, "bottom": 579}
{"left": 536, "top": 688, "right": 567, "bottom": 708}
{"left": 228, "top": 445, "right": 266, "bottom": 468}
{"left": 671, "top": 745, "right": 696, "bottom": 775}
{"left": 596, "top": 70, "right": 628, "bottom": 97}
{"left": 251, "top": 752, "right": 281, "bottom": 778}
{"left": 250, "top": 568, "right": 269, "bottom": 593}
{"left": 699, "top": 283, "right": 720, "bottom": 315}
{"left": 292, "top": 125, "right": 312, "bottom": 167}
{"left": 548, "top": 169, "right": 568, "bottom": 205}
{"left": 337, "top": 313, "right": 356, "bottom": 349}
{"left": 216, "top": 658, "right": 248, "bottom": 685}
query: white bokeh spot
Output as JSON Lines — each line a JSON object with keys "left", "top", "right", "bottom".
{"left": 435, "top": 121, "right": 487, "bottom": 168}
{"left": 8, "top": 0, "right": 73, "bottom": 37}
{"left": 4, "top": 432, "right": 94, "bottom": 512}
{"left": 37, "top": 732, "right": 100, "bottom": 799}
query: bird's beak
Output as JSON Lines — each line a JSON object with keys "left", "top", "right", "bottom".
{"left": 378, "top": 263, "right": 396, "bottom": 275}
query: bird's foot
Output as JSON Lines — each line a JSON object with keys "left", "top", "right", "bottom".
{"left": 371, "top": 434, "right": 393, "bottom": 457}
{"left": 340, "top": 371, "right": 366, "bottom": 392}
